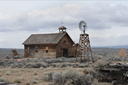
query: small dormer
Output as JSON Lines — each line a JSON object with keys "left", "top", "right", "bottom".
{"left": 58, "top": 26, "right": 67, "bottom": 33}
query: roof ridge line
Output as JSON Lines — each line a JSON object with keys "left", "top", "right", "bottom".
{"left": 32, "top": 33, "right": 59, "bottom": 35}
{"left": 53, "top": 32, "right": 66, "bottom": 43}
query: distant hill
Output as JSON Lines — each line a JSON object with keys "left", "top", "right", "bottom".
{"left": 110, "top": 45, "right": 128, "bottom": 49}
{"left": 92, "top": 45, "right": 128, "bottom": 49}
{"left": 0, "top": 48, "right": 23, "bottom": 52}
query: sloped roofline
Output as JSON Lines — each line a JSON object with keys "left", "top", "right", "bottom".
{"left": 22, "top": 32, "right": 74, "bottom": 45}
{"left": 57, "top": 32, "right": 74, "bottom": 44}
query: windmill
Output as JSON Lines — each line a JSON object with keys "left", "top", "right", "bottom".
{"left": 76, "top": 21, "right": 93, "bottom": 63}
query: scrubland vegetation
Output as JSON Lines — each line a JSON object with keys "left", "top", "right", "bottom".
{"left": 0, "top": 48, "right": 127, "bottom": 85}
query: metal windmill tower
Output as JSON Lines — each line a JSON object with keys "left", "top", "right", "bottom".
{"left": 76, "top": 21, "right": 93, "bottom": 63}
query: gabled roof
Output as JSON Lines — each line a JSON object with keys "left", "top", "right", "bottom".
{"left": 23, "top": 32, "right": 72, "bottom": 45}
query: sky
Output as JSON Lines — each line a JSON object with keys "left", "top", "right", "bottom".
{"left": 0, "top": 0, "right": 128, "bottom": 48}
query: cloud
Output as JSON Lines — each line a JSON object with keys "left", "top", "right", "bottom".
{"left": 1, "top": 2, "right": 128, "bottom": 32}
{"left": 0, "top": 2, "right": 128, "bottom": 48}
{"left": 0, "top": 39, "right": 6, "bottom": 43}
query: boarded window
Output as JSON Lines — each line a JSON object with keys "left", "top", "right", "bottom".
{"left": 46, "top": 47, "right": 48, "bottom": 53}
{"left": 36, "top": 47, "right": 38, "bottom": 53}
{"left": 28, "top": 47, "right": 29, "bottom": 53}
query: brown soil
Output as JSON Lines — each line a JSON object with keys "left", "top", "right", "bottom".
{"left": 0, "top": 67, "right": 112, "bottom": 85}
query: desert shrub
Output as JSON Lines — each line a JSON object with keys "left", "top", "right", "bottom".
{"left": 32, "top": 79, "right": 38, "bottom": 84}
{"left": 40, "top": 67, "right": 43, "bottom": 70}
{"left": 12, "top": 63, "right": 24, "bottom": 68}
{"left": 20, "top": 76, "right": 24, "bottom": 80}
{"left": 43, "top": 76, "right": 49, "bottom": 81}
{"left": 24, "top": 62, "right": 48, "bottom": 68}
{"left": 24, "top": 63, "right": 35, "bottom": 68}
{"left": 93, "top": 59, "right": 108, "bottom": 68}
{"left": 52, "top": 68, "right": 79, "bottom": 84}
{"left": 85, "top": 74, "right": 94, "bottom": 84}
{"left": 72, "top": 75, "right": 86, "bottom": 85}
{"left": 63, "top": 68, "right": 78, "bottom": 81}
{"left": 52, "top": 72, "right": 65, "bottom": 84}
{"left": 43, "top": 72, "right": 54, "bottom": 81}
{"left": 34, "top": 72, "right": 38, "bottom": 75}
{"left": 26, "top": 82, "right": 30, "bottom": 85}
{"left": 18, "top": 71, "right": 22, "bottom": 75}
{"left": 14, "top": 78, "right": 21, "bottom": 83}
{"left": 33, "top": 58, "right": 39, "bottom": 62}
{"left": 118, "top": 49, "right": 126, "bottom": 58}
{"left": 84, "top": 67, "right": 97, "bottom": 77}
{"left": 83, "top": 68, "right": 88, "bottom": 74}
{"left": 107, "top": 56, "right": 121, "bottom": 61}
{"left": 45, "top": 59, "right": 54, "bottom": 63}
{"left": 71, "top": 73, "right": 94, "bottom": 85}
{"left": 78, "top": 64, "right": 87, "bottom": 68}
{"left": 34, "top": 76, "right": 38, "bottom": 80}
{"left": 6, "top": 70, "right": 10, "bottom": 75}
{"left": 72, "top": 63, "right": 79, "bottom": 68}
{"left": 0, "top": 78, "right": 8, "bottom": 82}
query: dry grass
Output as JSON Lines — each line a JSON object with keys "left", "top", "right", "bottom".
{"left": 0, "top": 63, "right": 113, "bottom": 85}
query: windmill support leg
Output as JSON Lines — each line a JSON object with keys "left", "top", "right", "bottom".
{"left": 90, "top": 50, "right": 94, "bottom": 63}
{"left": 80, "top": 53, "right": 82, "bottom": 63}
{"left": 87, "top": 50, "right": 89, "bottom": 64}
{"left": 77, "top": 33, "right": 93, "bottom": 63}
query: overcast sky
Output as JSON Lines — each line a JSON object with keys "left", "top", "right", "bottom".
{"left": 0, "top": 0, "right": 128, "bottom": 48}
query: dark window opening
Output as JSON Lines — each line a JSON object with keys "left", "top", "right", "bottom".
{"left": 76, "top": 44, "right": 78, "bottom": 47}
{"left": 36, "top": 47, "right": 38, "bottom": 53}
{"left": 46, "top": 50, "right": 48, "bottom": 53}
{"left": 28, "top": 47, "right": 29, "bottom": 53}
{"left": 64, "top": 40, "right": 66, "bottom": 44}
{"left": 46, "top": 47, "right": 48, "bottom": 53}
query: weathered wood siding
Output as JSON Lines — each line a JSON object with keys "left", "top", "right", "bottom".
{"left": 24, "top": 33, "right": 77, "bottom": 58}
{"left": 56, "top": 33, "right": 75, "bottom": 57}
{"left": 24, "top": 44, "right": 56, "bottom": 58}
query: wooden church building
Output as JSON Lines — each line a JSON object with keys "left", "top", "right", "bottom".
{"left": 23, "top": 26, "right": 77, "bottom": 58}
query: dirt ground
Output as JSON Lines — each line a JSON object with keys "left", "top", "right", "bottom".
{"left": 0, "top": 67, "right": 112, "bottom": 85}
{"left": 0, "top": 67, "right": 84, "bottom": 85}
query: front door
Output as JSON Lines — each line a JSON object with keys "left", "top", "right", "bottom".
{"left": 63, "top": 49, "right": 68, "bottom": 57}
